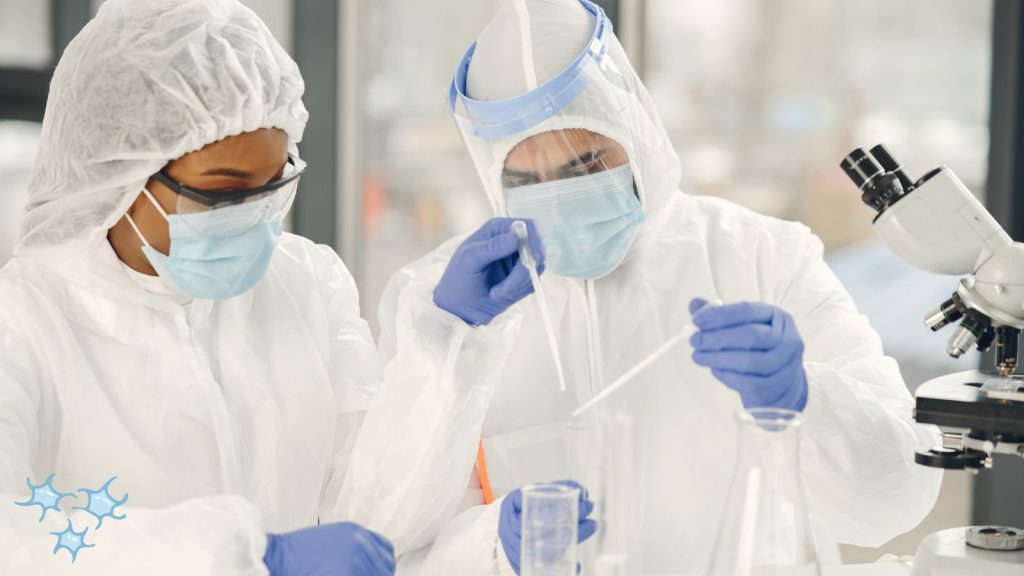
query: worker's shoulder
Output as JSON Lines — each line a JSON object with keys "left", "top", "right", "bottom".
{"left": 272, "top": 232, "right": 353, "bottom": 278}
{"left": 0, "top": 256, "right": 57, "bottom": 329}
{"left": 266, "top": 233, "right": 364, "bottom": 301}
{"left": 667, "top": 193, "right": 818, "bottom": 250}
{"left": 679, "top": 194, "right": 811, "bottom": 237}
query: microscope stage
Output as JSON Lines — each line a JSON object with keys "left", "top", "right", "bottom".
{"left": 914, "top": 370, "right": 1024, "bottom": 437}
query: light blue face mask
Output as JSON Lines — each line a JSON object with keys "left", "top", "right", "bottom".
{"left": 504, "top": 164, "right": 644, "bottom": 279}
{"left": 126, "top": 188, "right": 283, "bottom": 300}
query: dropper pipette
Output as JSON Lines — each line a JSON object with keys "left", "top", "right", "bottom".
{"left": 512, "top": 220, "right": 567, "bottom": 392}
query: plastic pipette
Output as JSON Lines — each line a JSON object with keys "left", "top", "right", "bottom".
{"left": 571, "top": 299, "right": 722, "bottom": 417}
{"left": 512, "top": 220, "right": 567, "bottom": 392}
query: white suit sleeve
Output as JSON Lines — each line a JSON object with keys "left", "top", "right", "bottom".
{"left": 395, "top": 501, "right": 509, "bottom": 576}
{"left": 323, "top": 244, "right": 523, "bottom": 556}
{"left": 313, "top": 244, "right": 380, "bottom": 529}
{"left": 0, "top": 327, "right": 271, "bottom": 576}
{"left": 769, "top": 228, "right": 943, "bottom": 547}
{"left": 374, "top": 246, "right": 517, "bottom": 575}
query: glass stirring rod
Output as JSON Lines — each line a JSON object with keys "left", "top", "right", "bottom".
{"left": 512, "top": 220, "right": 567, "bottom": 392}
{"left": 571, "top": 299, "right": 723, "bottom": 417}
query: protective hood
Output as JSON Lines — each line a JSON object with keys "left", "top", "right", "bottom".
{"left": 449, "top": 0, "right": 681, "bottom": 219}
{"left": 16, "top": 0, "right": 308, "bottom": 256}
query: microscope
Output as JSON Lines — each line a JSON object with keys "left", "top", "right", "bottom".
{"left": 840, "top": 144, "right": 1024, "bottom": 574}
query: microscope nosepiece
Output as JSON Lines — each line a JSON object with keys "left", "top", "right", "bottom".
{"left": 925, "top": 297, "right": 965, "bottom": 332}
{"left": 946, "top": 326, "right": 977, "bottom": 358}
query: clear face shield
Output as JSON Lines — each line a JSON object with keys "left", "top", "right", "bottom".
{"left": 448, "top": 0, "right": 646, "bottom": 279}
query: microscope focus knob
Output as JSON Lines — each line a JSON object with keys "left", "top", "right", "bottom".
{"left": 914, "top": 447, "right": 988, "bottom": 469}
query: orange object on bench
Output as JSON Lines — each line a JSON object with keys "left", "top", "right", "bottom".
{"left": 476, "top": 439, "right": 495, "bottom": 505}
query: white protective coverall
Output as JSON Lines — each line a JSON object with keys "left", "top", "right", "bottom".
{"left": 0, "top": 1, "right": 517, "bottom": 574}
{"left": 380, "top": 0, "right": 943, "bottom": 574}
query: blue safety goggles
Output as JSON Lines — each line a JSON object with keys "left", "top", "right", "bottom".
{"left": 447, "top": 0, "right": 613, "bottom": 140}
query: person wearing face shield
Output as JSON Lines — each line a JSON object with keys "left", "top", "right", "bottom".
{"left": 380, "top": 0, "right": 943, "bottom": 574}
{"left": 0, "top": 1, "right": 540, "bottom": 575}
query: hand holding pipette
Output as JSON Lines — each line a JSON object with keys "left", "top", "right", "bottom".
{"left": 434, "top": 218, "right": 545, "bottom": 326}
{"left": 512, "top": 220, "right": 568, "bottom": 393}
{"left": 689, "top": 299, "right": 809, "bottom": 411}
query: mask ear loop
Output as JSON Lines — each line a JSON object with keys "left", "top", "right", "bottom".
{"left": 124, "top": 187, "right": 167, "bottom": 248}
{"left": 141, "top": 187, "right": 170, "bottom": 219}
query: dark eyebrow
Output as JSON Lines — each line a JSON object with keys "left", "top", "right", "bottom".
{"left": 200, "top": 159, "right": 288, "bottom": 180}
{"left": 564, "top": 150, "right": 605, "bottom": 170}
{"left": 503, "top": 167, "right": 538, "bottom": 180}
{"left": 554, "top": 149, "right": 607, "bottom": 177}
{"left": 504, "top": 149, "right": 609, "bottom": 181}
{"left": 201, "top": 167, "right": 256, "bottom": 178}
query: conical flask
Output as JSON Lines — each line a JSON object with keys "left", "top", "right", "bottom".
{"left": 706, "top": 408, "right": 823, "bottom": 576}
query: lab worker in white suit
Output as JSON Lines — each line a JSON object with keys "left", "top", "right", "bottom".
{"left": 380, "top": 0, "right": 943, "bottom": 574}
{"left": 0, "top": 0, "right": 544, "bottom": 574}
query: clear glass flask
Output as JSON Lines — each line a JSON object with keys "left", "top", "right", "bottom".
{"left": 568, "top": 416, "right": 598, "bottom": 574}
{"left": 706, "top": 408, "right": 823, "bottom": 576}
{"left": 521, "top": 483, "right": 580, "bottom": 576}
{"left": 594, "top": 412, "right": 637, "bottom": 576}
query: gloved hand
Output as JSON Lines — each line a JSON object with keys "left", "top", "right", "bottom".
{"left": 434, "top": 218, "right": 545, "bottom": 326}
{"left": 498, "top": 480, "right": 597, "bottom": 575}
{"left": 689, "top": 299, "right": 809, "bottom": 411}
{"left": 263, "top": 522, "right": 396, "bottom": 576}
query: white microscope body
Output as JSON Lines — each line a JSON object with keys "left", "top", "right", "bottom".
{"left": 840, "top": 145, "right": 1024, "bottom": 575}
{"left": 846, "top": 146, "right": 1024, "bottom": 362}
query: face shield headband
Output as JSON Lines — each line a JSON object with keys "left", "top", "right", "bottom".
{"left": 446, "top": 0, "right": 613, "bottom": 140}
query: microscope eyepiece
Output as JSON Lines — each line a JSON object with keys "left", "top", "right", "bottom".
{"left": 840, "top": 148, "right": 882, "bottom": 190}
{"left": 869, "top": 144, "right": 915, "bottom": 192}
{"left": 840, "top": 145, "right": 907, "bottom": 214}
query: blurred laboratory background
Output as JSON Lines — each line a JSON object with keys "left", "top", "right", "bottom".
{"left": 2, "top": 0, "right": 1023, "bottom": 563}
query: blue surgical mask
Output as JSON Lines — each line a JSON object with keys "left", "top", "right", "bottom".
{"left": 504, "top": 164, "right": 644, "bottom": 279}
{"left": 126, "top": 188, "right": 283, "bottom": 300}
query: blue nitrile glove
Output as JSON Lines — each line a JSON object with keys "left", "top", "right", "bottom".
{"left": 498, "top": 480, "right": 598, "bottom": 575}
{"left": 263, "top": 522, "right": 396, "bottom": 576}
{"left": 689, "top": 299, "right": 809, "bottom": 411}
{"left": 434, "top": 218, "right": 545, "bottom": 326}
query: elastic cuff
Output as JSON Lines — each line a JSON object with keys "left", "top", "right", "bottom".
{"left": 260, "top": 533, "right": 276, "bottom": 573}
{"left": 412, "top": 281, "right": 523, "bottom": 345}
{"left": 493, "top": 532, "right": 520, "bottom": 573}
{"left": 800, "top": 363, "right": 828, "bottom": 427}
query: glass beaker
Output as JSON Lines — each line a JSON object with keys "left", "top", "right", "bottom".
{"left": 706, "top": 408, "right": 823, "bottom": 576}
{"left": 521, "top": 483, "right": 580, "bottom": 576}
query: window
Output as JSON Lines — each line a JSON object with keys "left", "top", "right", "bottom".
{"left": 0, "top": 0, "right": 51, "bottom": 68}
{"left": 357, "top": 0, "right": 504, "bottom": 330}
